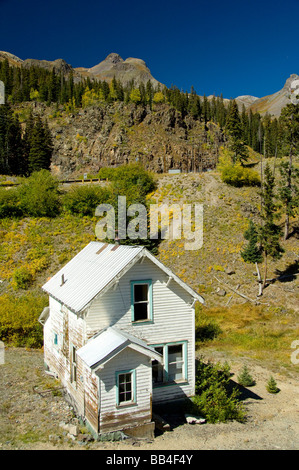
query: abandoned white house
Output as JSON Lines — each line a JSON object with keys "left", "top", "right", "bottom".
{"left": 40, "top": 241, "right": 204, "bottom": 437}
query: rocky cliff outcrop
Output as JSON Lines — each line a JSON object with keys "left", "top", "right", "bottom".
{"left": 22, "top": 58, "right": 74, "bottom": 75}
{"left": 39, "top": 102, "right": 224, "bottom": 178}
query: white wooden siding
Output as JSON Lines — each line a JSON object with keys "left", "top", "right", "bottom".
{"left": 98, "top": 347, "right": 152, "bottom": 433}
{"left": 44, "top": 296, "right": 86, "bottom": 408}
{"left": 86, "top": 257, "right": 195, "bottom": 400}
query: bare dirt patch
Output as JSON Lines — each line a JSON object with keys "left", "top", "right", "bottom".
{"left": 0, "top": 347, "right": 298, "bottom": 450}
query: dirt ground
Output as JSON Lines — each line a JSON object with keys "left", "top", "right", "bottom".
{"left": 0, "top": 347, "right": 298, "bottom": 451}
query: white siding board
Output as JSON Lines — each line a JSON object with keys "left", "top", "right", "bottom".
{"left": 98, "top": 347, "right": 152, "bottom": 433}
{"left": 86, "top": 257, "right": 195, "bottom": 402}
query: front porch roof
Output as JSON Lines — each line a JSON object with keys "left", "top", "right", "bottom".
{"left": 76, "top": 327, "right": 162, "bottom": 371}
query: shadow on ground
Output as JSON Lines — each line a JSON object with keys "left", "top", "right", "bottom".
{"left": 152, "top": 378, "right": 263, "bottom": 435}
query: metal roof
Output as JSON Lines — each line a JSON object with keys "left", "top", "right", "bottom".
{"left": 42, "top": 241, "right": 204, "bottom": 313}
{"left": 42, "top": 242, "right": 144, "bottom": 313}
{"left": 76, "top": 327, "right": 162, "bottom": 369}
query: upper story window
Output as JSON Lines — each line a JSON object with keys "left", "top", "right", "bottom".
{"left": 131, "top": 280, "right": 153, "bottom": 323}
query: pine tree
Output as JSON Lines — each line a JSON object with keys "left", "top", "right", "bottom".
{"left": 237, "top": 365, "right": 255, "bottom": 387}
{"left": 215, "top": 94, "right": 226, "bottom": 129}
{"left": 266, "top": 376, "right": 279, "bottom": 393}
{"left": 258, "top": 163, "right": 284, "bottom": 292}
{"left": 0, "top": 104, "right": 25, "bottom": 175}
{"left": 278, "top": 161, "right": 299, "bottom": 240}
{"left": 225, "top": 100, "right": 248, "bottom": 164}
{"left": 202, "top": 94, "right": 210, "bottom": 126}
{"left": 28, "top": 116, "right": 53, "bottom": 173}
{"left": 146, "top": 80, "right": 153, "bottom": 109}
{"left": 6, "top": 115, "right": 24, "bottom": 175}
{"left": 241, "top": 220, "right": 263, "bottom": 296}
{"left": 278, "top": 102, "right": 299, "bottom": 239}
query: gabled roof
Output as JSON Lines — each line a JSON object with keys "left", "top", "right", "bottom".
{"left": 42, "top": 241, "right": 204, "bottom": 313}
{"left": 76, "top": 327, "right": 162, "bottom": 370}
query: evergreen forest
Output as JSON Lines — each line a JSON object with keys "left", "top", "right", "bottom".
{"left": 0, "top": 57, "right": 296, "bottom": 177}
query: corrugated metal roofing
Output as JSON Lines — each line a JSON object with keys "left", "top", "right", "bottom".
{"left": 42, "top": 241, "right": 204, "bottom": 313}
{"left": 76, "top": 327, "right": 161, "bottom": 368}
{"left": 42, "top": 242, "right": 144, "bottom": 313}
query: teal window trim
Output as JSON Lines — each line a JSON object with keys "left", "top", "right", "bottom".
{"left": 130, "top": 279, "right": 153, "bottom": 323}
{"left": 115, "top": 369, "right": 137, "bottom": 406}
{"left": 150, "top": 341, "right": 188, "bottom": 385}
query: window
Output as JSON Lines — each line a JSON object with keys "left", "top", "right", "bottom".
{"left": 151, "top": 342, "right": 187, "bottom": 386}
{"left": 116, "top": 370, "right": 136, "bottom": 406}
{"left": 168, "top": 344, "right": 184, "bottom": 382}
{"left": 152, "top": 346, "right": 164, "bottom": 384}
{"left": 71, "top": 345, "right": 77, "bottom": 384}
{"left": 53, "top": 332, "right": 58, "bottom": 346}
{"left": 131, "top": 280, "right": 152, "bottom": 322}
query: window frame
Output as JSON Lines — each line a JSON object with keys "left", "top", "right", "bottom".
{"left": 70, "top": 344, "right": 77, "bottom": 386}
{"left": 53, "top": 332, "right": 58, "bottom": 347}
{"left": 115, "top": 369, "right": 137, "bottom": 407}
{"left": 151, "top": 341, "right": 188, "bottom": 387}
{"left": 130, "top": 279, "right": 153, "bottom": 323}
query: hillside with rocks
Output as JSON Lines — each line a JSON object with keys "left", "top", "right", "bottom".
{"left": 15, "top": 101, "right": 223, "bottom": 179}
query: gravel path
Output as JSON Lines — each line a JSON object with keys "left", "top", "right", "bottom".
{"left": 0, "top": 347, "right": 298, "bottom": 450}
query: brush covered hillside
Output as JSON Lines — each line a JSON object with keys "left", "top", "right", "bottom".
{"left": 0, "top": 51, "right": 298, "bottom": 378}
{"left": 0, "top": 162, "right": 298, "bottom": 376}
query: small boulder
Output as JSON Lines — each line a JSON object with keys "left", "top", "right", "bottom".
{"left": 185, "top": 414, "right": 206, "bottom": 424}
{"left": 225, "top": 267, "right": 235, "bottom": 275}
{"left": 216, "top": 287, "right": 226, "bottom": 296}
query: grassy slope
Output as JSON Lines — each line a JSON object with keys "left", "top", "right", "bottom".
{"left": 152, "top": 168, "right": 299, "bottom": 375}
{"left": 0, "top": 168, "right": 298, "bottom": 374}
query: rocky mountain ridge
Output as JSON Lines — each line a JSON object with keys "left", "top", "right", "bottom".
{"left": 76, "top": 52, "right": 162, "bottom": 87}
{"left": 248, "top": 73, "right": 299, "bottom": 116}
{"left": 1, "top": 50, "right": 298, "bottom": 115}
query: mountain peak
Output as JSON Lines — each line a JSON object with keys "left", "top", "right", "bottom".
{"left": 246, "top": 73, "right": 299, "bottom": 116}
{"left": 86, "top": 52, "right": 161, "bottom": 87}
{"left": 104, "top": 53, "right": 124, "bottom": 64}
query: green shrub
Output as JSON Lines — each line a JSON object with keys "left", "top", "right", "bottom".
{"left": 12, "top": 266, "right": 33, "bottom": 290}
{"left": 220, "top": 163, "right": 260, "bottom": 187}
{"left": 237, "top": 365, "right": 256, "bottom": 387}
{"left": 98, "top": 167, "right": 117, "bottom": 180}
{"left": 0, "top": 187, "right": 23, "bottom": 218}
{"left": 191, "top": 359, "right": 245, "bottom": 423}
{"left": 17, "top": 170, "right": 60, "bottom": 217}
{"left": 109, "top": 163, "right": 156, "bottom": 203}
{"left": 195, "top": 314, "right": 222, "bottom": 342}
{"left": 0, "top": 292, "right": 47, "bottom": 348}
{"left": 63, "top": 185, "right": 112, "bottom": 216}
{"left": 192, "top": 383, "right": 244, "bottom": 423}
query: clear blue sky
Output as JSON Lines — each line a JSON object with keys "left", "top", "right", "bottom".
{"left": 0, "top": 0, "right": 298, "bottom": 99}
